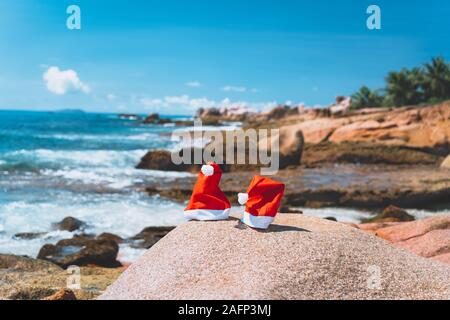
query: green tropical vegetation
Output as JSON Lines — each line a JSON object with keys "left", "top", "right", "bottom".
{"left": 351, "top": 57, "right": 450, "bottom": 109}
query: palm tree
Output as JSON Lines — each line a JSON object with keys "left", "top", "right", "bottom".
{"left": 351, "top": 86, "right": 384, "bottom": 109}
{"left": 384, "top": 68, "right": 424, "bottom": 107}
{"left": 422, "top": 57, "right": 450, "bottom": 102}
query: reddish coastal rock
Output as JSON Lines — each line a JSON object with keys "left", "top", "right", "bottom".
{"left": 355, "top": 222, "right": 401, "bottom": 233}
{"left": 431, "top": 253, "right": 450, "bottom": 265}
{"left": 41, "top": 288, "right": 77, "bottom": 300}
{"left": 327, "top": 102, "right": 450, "bottom": 149}
{"left": 394, "top": 230, "right": 450, "bottom": 258}
{"left": 376, "top": 215, "right": 450, "bottom": 243}
{"left": 252, "top": 101, "right": 450, "bottom": 150}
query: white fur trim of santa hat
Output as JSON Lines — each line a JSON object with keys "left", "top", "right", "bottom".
{"left": 238, "top": 193, "right": 248, "bottom": 205}
{"left": 184, "top": 208, "right": 230, "bottom": 221}
{"left": 242, "top": 212, "right": 274, "bottom": 229}
{"left": 201, "top": 164, "right": 214, "bottom": 176}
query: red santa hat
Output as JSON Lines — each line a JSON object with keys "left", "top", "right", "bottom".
{"left": 238, "top": 175, "right": 285, "bottom": 229}
{"left": 184, "top": 162, "right": 231, "bottom": 221}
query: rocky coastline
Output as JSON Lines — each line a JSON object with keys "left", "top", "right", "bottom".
{"left": 1, "top": 100, "right": 449, "bottom": 300}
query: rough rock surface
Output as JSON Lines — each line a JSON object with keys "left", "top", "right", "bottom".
{"left": 376, "top": 215, "right": 450, "bottom": 243}
{"left": 327, "top": 102, "right": 450, "bottom": 149}
{"left": 259, "top": 126, "right": 304, "bottom": 169}
{"left": 0, "top": 257, "right": 124, "bottom": 300}
{"left": 100, "top": 215, "right": 450, "bottom": 300}
{"left": 97, "top": 232, "right": 124, "bottom": 244}
{"left": 53, "top": 216, "right": 86, "bottom": 232}
{"left": 366, "top": 205, "right": 415, "bottom": 223}
{"left": 442, "top": 155, "right": 450, "bottom": 169}
{"left": 431, "top": 252, "right": 450, "bottom": 265}
{"left": 136, "top": 149, "right": 200, "bottom": 172}
{"left": 145, "top": 164, "right": 450, "bottom": 209}
{"left": 355, "top": 222, "right": 401, "bottom": 233}
{"left": 273, "top": 101, "right": 450, "bottom": 150}
{"left": 129, "top": 226, "right": 175, "bottom": 249}
{"left": 13, "top": 232, "right": 47, "bottom": 240}
{"left": 0, "top": 254, "right": 62, "bottom": 273}
{"left": 354, "top": 215, "right": 450, "bottom": 266}
{"left": 37, "top": 238, "right": 121, "bottom": 269}
{"left": 394, "top": 230, "right": 450, "bottom": 258}
{"left": 41, "top": 288, "right": 77, "bottom": 300}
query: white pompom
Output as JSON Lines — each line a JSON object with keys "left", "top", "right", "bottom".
{"left": 238, "top": 193, "right": 248, "bottom": 205}
{"left": 201, "top": 164, "right": 214, "bottom": 176}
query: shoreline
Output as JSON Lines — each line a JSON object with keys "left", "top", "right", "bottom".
{"left": 143, "top": 164, "right": 450, "bottom": 211}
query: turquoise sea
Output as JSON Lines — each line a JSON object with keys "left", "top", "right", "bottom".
{"left": 0, "top": 110, "right": 193, "bottom": 261}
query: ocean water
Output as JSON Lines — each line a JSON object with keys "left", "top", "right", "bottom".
{"left": 0, "top": 110, "right": 194, "bottom": 262}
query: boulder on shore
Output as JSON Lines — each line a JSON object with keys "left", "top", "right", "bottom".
{"left": 100, "top": 215, "right": 450, "bottom": 300}
{"left": 258, "top": 126, "right": 304, "bottom": 169}
{"left": 365, "top": 205, "right": 415, "bottom": 223}
{"left": 53, "top": 216, "right": 86, "bottom": 232}
{"left": 376, "top": 215, "right": 450, "bottom": 243}
{"left": 0, "top": 255, "right": 124, "bottom": 300}
{"left": 136, "top": 149, "right": 200, "bottom": 172}
{"left": 129, "top": 226, "right": 175, "bottom": 249}
{"left": 37, "top": 237, "right": 121, "bottom": 269}
{"left": 0, "top": 254, "right": 62, "bottom": 273}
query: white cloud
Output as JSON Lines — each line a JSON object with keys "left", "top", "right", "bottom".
{"left": 139, "top": 94, "right": 278, "bottom": 112}
{"left": 43, "top": 66, "right": 90, "bottom": 95}
{"left": 222, "top": 85, "right": 247, "bottom": 93}
{"left": 186, "top": 81, "right": 203, "bottom": 88}
{"left": 106, "top": 93, "right": 116, "bottom": 101}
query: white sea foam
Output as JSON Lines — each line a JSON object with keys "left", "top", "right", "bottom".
{"left": 41, "top": 167, "right": 192, "bottom": 189}
{"left": 8, "top": 149, "right": 148, "bottom": 168}
{"left": 0, "top": 192, "right": 185, "bottom": 259}
{"left": 37, "top": 132, "right": 159, "bottom": 142}
{"left": 407, "top": 208, "right": 450, "bottom": 220}
{"left": 178, "top": 124, "right": 241, "bottom": 132}
{"left": 295, "top": 207, "right": 450, "bottom": 223}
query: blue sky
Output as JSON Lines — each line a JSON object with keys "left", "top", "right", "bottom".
{"left": 0, "top": 0, "right": 449, "bottom": 115}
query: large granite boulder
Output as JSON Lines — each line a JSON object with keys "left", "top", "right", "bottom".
{"left": 366, "top": 205, "right": 415, "bottom": 223}
{"left": 258, "top": 125, "right": 304, "bottom": 169}
{"left": 136, "top": 149, "right": 200, "bottom": 172}
{"left": 100, "top": 215, "right": 450, "bottom": 300}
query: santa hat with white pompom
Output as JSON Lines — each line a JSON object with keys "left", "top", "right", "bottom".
{"left": 238, "top": 175, "right": 285, "bottom": 229}
{"left": 184, "top": 162, "right": 231, "bottom": 221}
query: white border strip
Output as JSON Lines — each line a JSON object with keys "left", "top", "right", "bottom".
{"left": 241, "top": 211, "right": 274, "bottom": 229}
{"left": 184, "top": 208, "right": 230, "bottom": 221}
